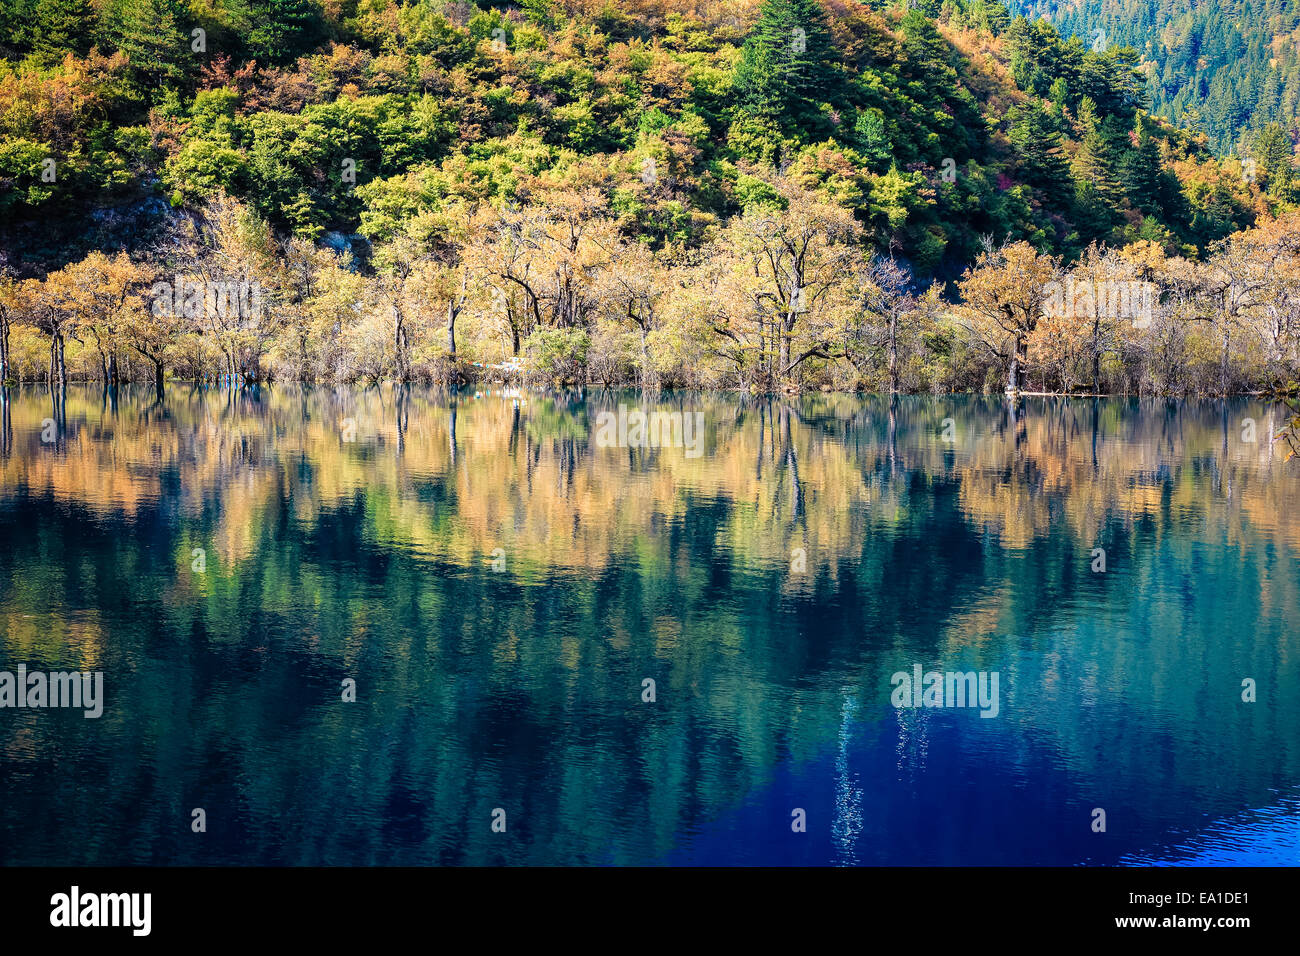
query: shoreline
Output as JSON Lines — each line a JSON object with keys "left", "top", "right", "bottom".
{"left": 0, "top": 381, "right": 1283, "bottom": 400}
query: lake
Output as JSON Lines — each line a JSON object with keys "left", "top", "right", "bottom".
{"left": 0, "top": 386, "right": 1297, "bottom": 865}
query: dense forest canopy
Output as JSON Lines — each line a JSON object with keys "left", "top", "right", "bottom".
{"left": 1012, "top": 0, "right": 1300, "bottom": 159}
{"left": 0, "top": 0, "right": 1298, "bottom": 407}
{"left": 2, "top": 0, "right": 1264, "bottom": 266}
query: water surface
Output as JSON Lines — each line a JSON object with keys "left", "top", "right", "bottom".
{"left": 0, "top": 386, "right": 1297, "bottom": 865}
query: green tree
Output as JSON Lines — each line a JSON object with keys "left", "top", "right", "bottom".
{"left": 1008, "top": 102, "right": 1071, "bottom": 198}
{"left": 1246, "top": 122, "right": 1295, "bottom": 199}
{"left": 103, "top": 0, "right": 193, "bottom": 93}
{"left": 854, "top": 108, "right": 892, "bottom": 169}
{"left": 226, "top": 0, "right": 323, "bottom": 65}
{"left": 21, "top": 0, "right": 96, "bottom": 62}
{"left": 1073, "top": 99, "right": 1123, "bottom": 205}
{"left": 733, "top": 0, "right": 838, "bottom": 135}
{"left": 1118, "top": 114, "right": 1163, "bottom": 212}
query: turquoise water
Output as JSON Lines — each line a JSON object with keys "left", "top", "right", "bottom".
{"left": 0, "top": 386, "right": 1297, "bottom": 865}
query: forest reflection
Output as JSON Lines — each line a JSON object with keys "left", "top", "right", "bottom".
{"left": 0, "top": 386, "right": 1297, "bottom": 864}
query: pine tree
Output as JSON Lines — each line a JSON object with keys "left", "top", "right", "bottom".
{"left": 24, "top": 0, "right": 95, "bottom": 62}
{"left": 1074, "top": 130, "right": 1123, "bottom": 205}
{"left": 1118, "top": 114, "right": 1163, "bottom": 211}
{"left": 1248, "top": 122, "right": 1296, "bottom": 198}
{"left": 104, "top": 0, "right": 192, "bottom": 92}
{"left": 226, "top": 0, "right": 323, "bottom": 65}
{"left": 1049, "top": 76, "right": 1069, "bottom": 110}
{"left": 854, "top": 108, "right": 892, "bottom": 169}
{"left": 1008, "top": 102, "right": 1071, "bottom": 198}
{"left": 733, "top": 0, "right": 838, "bottom": 134}
{"left": 1073, "top": 97, "right": 1121, "bottom": 201}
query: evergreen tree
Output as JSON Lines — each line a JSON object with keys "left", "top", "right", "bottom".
{"left": 733, "top": 0, "right": 838, "bottom": 135}
{"left": 1247, "top": 121, "right": 1295, "bottom": 198}
{"left": 1073, "top": 127, "right": 1123, "bottom": 207}
{"left": 969, "top": 0, "right": 1010, "bottom": 36}
{"left": 1118, "top": 114, "right": 1163, "bottom": 211}
{"left": 104, "top": 0, "right": 192, "bottom": 92}
{"left": 226, "top": 0, "right": 323, "bottom": 65}
{"left": 854, "top": 108, "right": 893, "bottom": 170}
{"left": 1008, "top": 102, "right": 1072, "bottom": 198}
{"left": 1024, "top": 0, "right": 1300, "bottom": 154}
{"left": 1049, "top": 76, "right": 1069, "bottom": 110}
{"left": 22, "top": 0, "right": 95, "bottom": 62}
{"left": 1073, "top": 97, "right": 1122, "bottom": 201}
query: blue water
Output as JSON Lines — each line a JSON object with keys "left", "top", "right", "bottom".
{"left": 0, "top": 387, "right": 1297, "bottom": 865}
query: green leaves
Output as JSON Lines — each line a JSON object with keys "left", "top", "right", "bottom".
{"left": 0, "top": 138, "right": 58, "bottom": 211}
{"left": 1007, "top": 101, "right": 1072, "bottom": 197}
{"left": 13, "top": 0, "right": 96, "bottom": 63}
{"left": 733, "top": 0, "right": 838, "bottom": 134}
{"left": 0, "top": 0, "right": 1282, "bottom": 287}
{"left": 225, "top": 0, "right": 325, "bottom": 66}
{"left": 101, "top": 0, "right": 192, "bottom": 96}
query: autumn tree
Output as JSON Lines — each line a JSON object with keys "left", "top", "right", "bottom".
{"left": 846, "top": 253, "right": 929, "bottom": 393}
{"left": 277, "top": 236, "right": 369, "bottom": 382}
{"left": 958, "top": 241, "right": 1063, "bottom": 393}
{"left": 21, "top": 251, "right": 150, "bottom": 388}
{"left": 723, "top": 180, "right": 859, "bottom": 385}
{"left": 469, "top": 202, "right": 546, "bottom": 357}
{"left": 129, "top": 278, "right": 184, "bottom": 393}
{"left": 595, "top": 239, "right": 670, "bottom": 388}
{"left": 0, "top": 258, "right": 17, "bottom": 384}
{"left": 402, "top": 201, "right": 485, "bottom": 382}
{"left": 1201, "top": 227, "right": 1275, "bottom": 393}
{"left": 371, "top": 234, "right": 425, "bottom": 384}
{"left": 181, "top": 193, "right": 282, "bottom": 384}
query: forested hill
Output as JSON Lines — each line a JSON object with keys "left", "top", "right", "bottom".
{"left": 0, "top": 0, "right": 1277, "bottom": 278}
{"left": 1010, "top": 0, "right": 1300, "bottom": 159}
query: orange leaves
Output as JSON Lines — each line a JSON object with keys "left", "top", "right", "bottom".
{"left": 958, "top": 240, "right": 1063, "bottom": 336}
{"left": 0, "top": 51, "right": 133, "bottom": 151}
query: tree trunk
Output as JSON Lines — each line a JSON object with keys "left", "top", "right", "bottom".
{"left": 1221, "top": 323, "right": 1231, "bottom": 395}
{"left": 0, "top": 312, "right": 10, "bottom": 383}
{"left": 1092, "top": 316, "right": 1102, "bottom": 392}
{"left": 393, "top": 302, "right": 409, "bottom": 382}
{"left": 50, "top": 331, "right": 67, "bottom": 390}
{"left": 774, "top": 321, "right": 785, "bottom": 382}
{"left": 154, "top": 359, "right": 165, "bottom": 395}
{"left": 888, "top": 311, "right": 899, "bottom": 393}
{"left": 1, "top": 386, "right": 11, "bottom": 460}
{"left": 1007, "top": 333, "right": 1023, "bottom": 393}
{"left": 108, "top": 351, "right": 119, "bottom": 386}
{"left": 639, "top": 323, "right": 649, "bottom": 388}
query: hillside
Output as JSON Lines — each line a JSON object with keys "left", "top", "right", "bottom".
{"left": 0, "top": 0, "right": 1270, "bottom": 273}
{"left": 2, "top": 0, "right": 1299, "bottom": 401}
{"left": 1010, "top": 0, "right": 1300, "bottom": 161}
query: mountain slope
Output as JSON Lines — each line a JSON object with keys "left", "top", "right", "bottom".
{"left": 0, "top": 0, "right": 1274, "bottom": 276}
{"left": 1009, "top": 0, "right": 1300, "bottom": 156}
